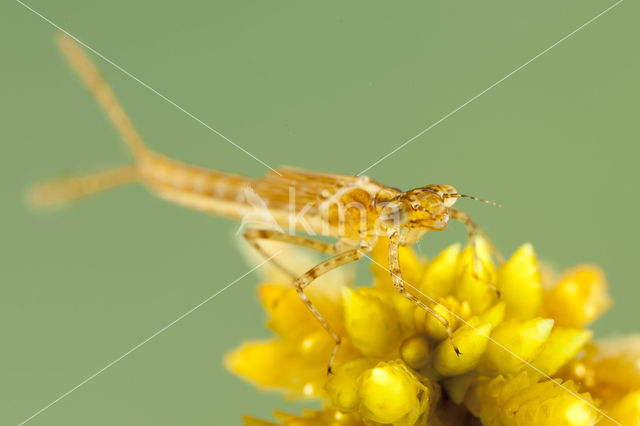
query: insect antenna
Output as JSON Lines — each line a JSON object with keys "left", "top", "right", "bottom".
{"left": 459, "top": 194, "right": 502, "bottom": 207}
{"left": 444, "top": 193, "right": 502, "bottom": 208}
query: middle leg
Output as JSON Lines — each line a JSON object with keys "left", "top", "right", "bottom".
{"left": 294, "top": 246, "right": 372, "bottom": 374}
{"left": 243, "top": 228, "right": 337, "bottom": 278}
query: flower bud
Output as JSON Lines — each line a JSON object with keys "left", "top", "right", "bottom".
{"left": 326, "top": 358, "right": 377, "bottom": 412}
{"left": 465, "top": 372, "right": 598, "bottom": 426}
{"left": 420, "top": 244, "right": 460, "bottom": 298}
{"left": 497, "top": 244, "right": 543, "bottom": 320}
{"left": 390, "top": 292, "right": 421, "bottom": 332}
{"left": 358, "top": 360, "right": 430, "bottom": 425}
{"left": 434, "top": 320, "right": 493, "bottom": 376}
{"left": 400, "top": 335, "right": 430, "bottom": 369}
{"left": 481, "top": 318, "right": 554, "bottom": 375}
{"left": 342, "top": 287, "right": 401, "bottom": 357}
{"left": 414, "top": 296, "right": 462, "bottom": 341}
{"left": 543, "top": 266, "right": 611, "bottom": 327}
{"left": 530, "top": 327, "right": 592, "bottom": 377}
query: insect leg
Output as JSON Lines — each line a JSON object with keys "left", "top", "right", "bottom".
{"left": 449, "top": 209, "right": 503, "bottom": 295}
{"left": 57, "top": 35, "right": 148, "bottom": 158}
{"left": 294, "top": 246, "right": 371, "bottom": 374}
{"left": 243, "top": 229, "right": 337, "bottom": 278}
{"left": 388, "top": 231, "right": 461, "bottom": 355}
{"left": 30, "top": 36, "right": 151, "bottom": 209}
{"left": 28, "top": 166, "right": 138, "bottom": 208}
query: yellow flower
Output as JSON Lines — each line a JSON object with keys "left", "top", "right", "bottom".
{"left": 228, "top": 238, "right": 637, "bottom": 425}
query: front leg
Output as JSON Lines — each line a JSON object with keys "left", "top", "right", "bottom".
{"left": 387, "top": 231, "right": 461, "bottom": 355}
{"left": 449, "top": 209, "right": 503, "bottom": 295}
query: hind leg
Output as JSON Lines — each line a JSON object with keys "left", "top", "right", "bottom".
{"left": 29, "top": 166, "right": 138, "bottom": 208}
{"left": 57, "top": 35, "right": 148, "bottom": 157}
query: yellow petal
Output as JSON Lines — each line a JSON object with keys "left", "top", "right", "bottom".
{"left": 398, "top": 245, "right": 427, "bottom": 288}
{"left": 480, "top": 318, "right": 554, "bottom": 375}
{"left": 420, "top": 244, "right": 460, "bottom": 299}
{"left": 390, "top": 292, "right": 421, "bottom": 332}
{"left": 529, "top": 327, "right": 593, "bottom": 377}
{"left": 259, "top": 284, "right": 325, "bottom": 341}
{"left": 497, "top": 244, "right": 543, "bottom": 320}
{"left": 479, "top": 301, "right": 506, "bottom": 328}
{"left": 358, "top": 360, "right": 430, "bottom": 426}
{"left": 225, "top": 339, "right": 327, "bottom": 398}
{"left": 434, "top": 321, "right": 493, "bottom": 376}
{"left": 342, "top": 287, "right": 401, "bottom": 357}
{"left": 543, "top": 266, "right": 611, "bottom": 328}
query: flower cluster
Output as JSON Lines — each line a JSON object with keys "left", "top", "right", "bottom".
{"left": 226, "top": 238, "right": 639, "bottom": 425}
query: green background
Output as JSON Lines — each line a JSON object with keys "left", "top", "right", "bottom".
{"left": 2, "top": 0, "right": 638, "bottom": 424}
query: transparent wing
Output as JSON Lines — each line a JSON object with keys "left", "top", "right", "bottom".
{"left": 252, "top": 167, "right": 393, "bottom": 213}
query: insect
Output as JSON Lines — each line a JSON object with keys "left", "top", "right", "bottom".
{"left": 32, "top": 35, "right": 501, "bottom": 372}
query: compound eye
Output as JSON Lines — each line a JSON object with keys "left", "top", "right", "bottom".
{"left": 411, "top": 202, "right": 421, "bottom": 210}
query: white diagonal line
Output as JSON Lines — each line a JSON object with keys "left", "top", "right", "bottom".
{"left": 16, "top": 0, "right": 282, "bottom": 176}
{"left": 364, "top": 254, "right": 621, "bottom": 426}
{"left": 17, "top": 253, "right": 278, "bottom": 426}
{"left": 356, "top": 0, "right": 624, "bottom": 176}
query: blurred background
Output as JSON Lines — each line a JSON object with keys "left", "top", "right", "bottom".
{"left": 2, "top": 0, "right": 638, "bottom": 424}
